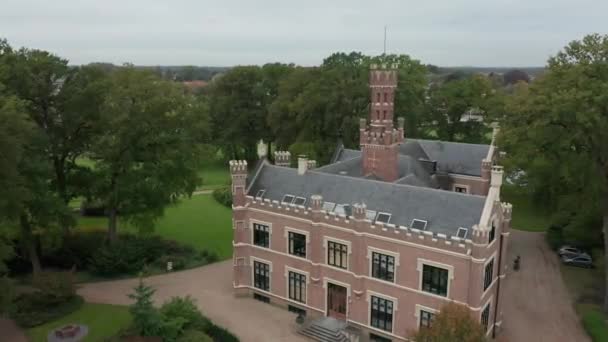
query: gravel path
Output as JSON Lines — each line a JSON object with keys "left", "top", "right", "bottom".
{"left": 499, "top": 230, "right": 589, "bottom": 342}
{"left": 78, "top": 260, "right": 308, "bottom": 342}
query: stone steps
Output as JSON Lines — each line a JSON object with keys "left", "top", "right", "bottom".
{"left": 299, "top": 317, "right": 349, "bottom": 342}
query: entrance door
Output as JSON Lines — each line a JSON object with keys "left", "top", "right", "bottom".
{"left": 327, "top": 283, "right": 347, "bottom": 320}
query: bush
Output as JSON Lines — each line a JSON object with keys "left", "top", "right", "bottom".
{"left": 160, "top": 296, "right": 202, "bottom": 328}
{"left": 212, "top": 187, "right": 232, "bottom": 208}
{"left": 199, "top": 250, "right": 219, "bottom": 263}
{"left": 80, "top": 198, "right": 108, "bottom": 217}
{"left": 546, "top": 225, "right": 564, "bottom": 250}
{"left": 43, "top": 230, "right": 107, "bottom": 270}
{"left": 177, "top": 330, "right": 213, "bottom": 342}
{"left": 32, "top": 271, "right": 76, "bottom": 302}
{"left": 206, "top": 323, "right": 240, "bottom": 342}
{"left": 581, "top": 306, "right": 608, "bottom": 342}
{"left": 11, "top": 293, "right": 83, "bottom": 327}
{"left": 89, "top": 235, "right": 170, "bottom": 276}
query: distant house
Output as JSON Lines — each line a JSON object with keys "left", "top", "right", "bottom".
{"left": 230, "top": 65, "right": 511, "bottom": 341}
{"left": 181, "top": 80, "right": 208, "bottom": 92}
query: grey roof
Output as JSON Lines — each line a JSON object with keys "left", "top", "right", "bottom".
{"left": 247, "top": 163, "right": 485, "bottom": 236}
{"left": 328, "top": 139, "right": 490, "bottom": 177}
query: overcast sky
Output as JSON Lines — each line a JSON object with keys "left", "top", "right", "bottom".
{"left": 1, "top": 0, "right": 606, "bottom": 67}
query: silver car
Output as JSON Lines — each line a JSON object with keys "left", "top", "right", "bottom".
{"left": 561, "top": 253, "right": 593, "bottom": 268}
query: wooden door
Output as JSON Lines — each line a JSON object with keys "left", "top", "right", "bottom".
{"left": 327, "top": 283, "right": 347, "bottom": 320}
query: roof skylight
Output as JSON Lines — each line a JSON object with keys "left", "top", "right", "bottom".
{"left": 411, "top": 219, "right": 428, "bottom": 230}
{"left": 293, "top": 196, "right": 307, "bottom": 206}
{"left": 281, "top": 194, "right": 295, "bottom": 204}
{"left": 376, "top": 212, "right": 391, "bottom": 224}
{"left": 365, "top": 210, "right": 377, "bottom": 221}
{"left": 322, "top": 201, "right": 336, "bottom": 212}
{"left": 255, "top": 189, "right": 266, "bottom": 198}
{"left": 456, "top": 227, "right": 468, "bottom": 239}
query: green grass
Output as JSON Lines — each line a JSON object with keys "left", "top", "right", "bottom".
{"left": 26, "top": 303, "right": 131, "bottom": 342}
{"left": 77, "top": 194, "right": 233, "bottom": 260}
{"left": 197, "top": 163, "right": 230, "bottom": 190}
{"left": 502, "top": 185, "right": 551, "bottom": 231}
{"left": 577, "top": 304, "right": 608, "bottom": 342}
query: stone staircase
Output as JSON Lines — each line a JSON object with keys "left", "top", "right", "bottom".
{"left": 298, "top": 317, "right": 350, "bottom": 342}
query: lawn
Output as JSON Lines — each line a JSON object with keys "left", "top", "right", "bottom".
{"left": 197, "top": 162, "right": 230, "bottom": 190}
{"left": 77, "top": 194, "right": 233, "bottom": 260}
{"left": 27, "top": 303, "right": 131, "bottom": 342}
{"left": 501, "top": 185, "right": 551, "bottom": 231}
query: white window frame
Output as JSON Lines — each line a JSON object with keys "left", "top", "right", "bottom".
{"left": 323, "top": 237, "right": 352, "bottom": 271}
{"left": 417, "top": 258, "right": 455, "bottom": 298}
{"left": 281, "top": 194, "right": 295, "bottom": 204}
{"left": 365, "top": 210, "right": 377, "bottom": 221}
{"left": 284, "top": 227, "right": 310, "bottom": 259}
{"left": 415, "top": 304, "right": 439, "bottom": 329}
{"left": 376, "top": 212, "right": 392, "bottom": 224}
{"left": 367, "top": 247, "right": 400, "bottom": 284}
{"left": 293, "top": 196, "right": 307, "bottom": 206}
{"left": 250, "top": 256, "right": 272, "bottom": 293}
{"left": 411, "top": 219, "right": 428, "bottom": 230}
{"left": 456, "top": 227, "right": 468, "bottom": 239}
{"left": 250, "top": 219, "right": 272, "bottom": 248}
{"left": 322, "top": 201, "right": 336, "bottom": 212}
{"left": 453, "top": 184, "right": 469, "bottom": 194}
{"left": 285, "top": 266, "right": 309, "bottom": 305}
{"left": 367, "top": 290, "right": 398, "bottom": 334}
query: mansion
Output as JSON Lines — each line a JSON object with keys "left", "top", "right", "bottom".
{"left": 230, "top": 65, "right": 511, "bottom": 341}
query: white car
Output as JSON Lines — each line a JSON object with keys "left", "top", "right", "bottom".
{"left": 558, "top": 246, "right": 584, "bottom": 258}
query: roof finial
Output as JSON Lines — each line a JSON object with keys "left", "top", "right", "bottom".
{"left": 383, "top": 25, "right": 387, "bottom": 55}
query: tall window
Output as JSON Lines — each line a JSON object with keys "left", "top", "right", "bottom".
{"left": 253, "top": 261, "right": 270, "bottom": 291}
{"left": 370, "top": 296, "right": 393, "bottom": 332}
{"left": 288, "top": 232, "right": 306, "bottom": 258}
{"left": 419, "top": 310, "right": 436, "bottom": 328}
{"left": 484, "top": 259, "right": 494, "bottom": 291}
{"left": 288, "top": 271, "right": 306, "bottom": 303}
{"left": 327, "top": 241, "right": 348, "bottom": 269}
{"left": 371, "top": 252, "right": 395, "bottom": 282}
{"left": 481, "top": 303, "right": 491, "bottom": 332}
{"left": 422, "top": 265, "right": 449, "bottom": 297}
{"left": 489, "top": 223, "right": 496, "bottom": 243}
{"left": 253, "top": 223, "right": 269, "bottom": 248}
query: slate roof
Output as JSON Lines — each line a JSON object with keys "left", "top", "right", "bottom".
{"left": 247, "top": 162, "right": 486, "bottom": 236}
{"left": 328, "top": 139, "right": 490, "bottom": 177}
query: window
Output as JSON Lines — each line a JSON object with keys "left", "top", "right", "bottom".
{"left": 253, "top": 223, "right": 270, "bottom": 248}
{"left": 322, "top": 201, "right": 336, "bottom": 212}
{"left": 255, "top": 189, "right": 266, "bottom": 198}
{"left": 484, "top": 259, "right": 494, "bottom": 291}
{"left": 489, "top": 223, "right": 496, "bottom": 243}
{"left": 366, "top": 210, "right": 377, "bottom": 221}
{"left": 288, "top": 271, "right": 306, "bottom": 303}
{"left": 376, "top": 92, "right": 381, "bottom": 102}
{"left": 411, "top": 219, "right": 428, "bottom": 230}
{"left": 253, "top": 261, "right": 270, "bottom": 291}
{"left": 419, "top": 310, "right": 436, "bottom": 328}
{"left": 370, "top": 296, "right": 393, "bottom": 332}
{"left": 253, "top": 293, "right": 270, "bottom": 303}
{"left": 481, "top": 303, "right": 491, "bottom": 332}
{"left": 334, "top": 204, "right": 351, "bottom": 216}
{"left": 456, "top": 227, "right": 468, "bottom": 239}
{"left": 293, "top": 196, "right": 306, "bottom": 206}
{"left": 383, "top": 92, "right": 388, "bottom": 103}
{"left": 422, "top": 264, "right": 449, "bottom": 297}
{"left": 376, "top": 212, "right": 391, "bottom": 224}
{"left": 288, "top": 232, "right": 306, "bottom": 258}
{"left": 454, "top": 186, "right": 467, "bottom": 193}
{"left": 288, "top": 305, "right": 306, "bottom": 316}
{"left": 327, "top": 241, "right": 348, "bottom": 269}
{"left": 370, "top": 333, "right": 392, "bottom": 342}
{"left": 372, "top": 252, "right": 395, "bottom": 282}
{"left": 282, "top": 194, "right": 295, "bottom": 204}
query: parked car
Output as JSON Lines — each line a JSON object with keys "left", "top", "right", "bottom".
{"left": 561, "top": 253, "right": 594, "bottom": 268}
{"left": 558, "top": 245, "right": 585, "bottom": 259}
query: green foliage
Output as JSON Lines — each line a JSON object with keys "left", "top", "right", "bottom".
{"left": 206, "top": 323, "right": 240, "bottom": 342}
{"left": 0, "top": 276, "right": 15, "bottom": 315}
{"left": 580, "top": 305, "right": 608, "bottom": 342}
{"left": 43, "top": 229, "right": 107, "bottom": 269}
{"left": 546, "top": 226, "right": 564, "bottom": 250}
{"left": 412, "top": 302, "right": 486, "bottom": 342}
{"left": 11, "top": 293, "right": 83, "bottom": 327}
{"left": 128, "top": 279, "right": 163, "bottom": 336}
{"left": 177, "top": 330, "right": 213, "bottom": 342}
{"left": 160, "top": 296, "right": 204, "bottom": 329}
{"left": 212, "top": 187, "right": 232, "bottom": 208}
{"left": 32, "top": 271, "right": 76, "bottom": 302}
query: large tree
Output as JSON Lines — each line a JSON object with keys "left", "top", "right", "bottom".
{"left": 90, "top": 67, "right": 207, "bottom": 242}
{"left": 412, "top": 302, "right": 486, "bottom": 342}
{"left": 499, "top": 33, "right": 608, "bottom": 310}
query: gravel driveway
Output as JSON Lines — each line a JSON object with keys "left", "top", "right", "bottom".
{"left": 78, "top": 260, "right": 308, "bottom": 342}
{"left": 499, "top": 230, "right": 589, "bottom": 342}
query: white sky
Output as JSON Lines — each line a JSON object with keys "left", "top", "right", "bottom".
{"left": 1, "top": 0, "right": 606, "bottom": 67}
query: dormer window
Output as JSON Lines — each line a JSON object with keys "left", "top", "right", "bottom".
{"left": 411, "top": 219, "right": 428, "bottom": 230}
{"left": 376, "top": 212, "right": 391, "bottom": 224}
{"left": 282, "top": 194, "right": 295, "bottom": 204}
{"left": 322, "top": 201, "right": 336, "bottom": 212}
{"left": 293, "top": 196, "right": 306, "bottom": 206}
{"left": 456, "top": 227, "right": 468, "bottom": 239}
{"left": 365, "top": 210, "right": 377, "bottom": 221}
{"left": 256, "top": 189, "right": 266, "bottom": 198}
{"left": 334, "top": 204, "right": 351, "bottom": 216}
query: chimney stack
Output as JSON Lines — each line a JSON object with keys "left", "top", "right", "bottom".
{"left": 298, "top": 155, "right": 308, "bottom": 175}
{"left": 274, "top": 151, "right": 291, "bottom": 167}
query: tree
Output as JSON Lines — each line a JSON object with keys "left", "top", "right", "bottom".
{"left": 503, "top": 69, "right": 530, "bottom": 85}
{"left": 499, "top": 33, "right": 608, "bottom": 310}
{"left": 90, "top": 67, "right": 206, "bottom": 242}
{"left": 129, "top": 279, "right": 162, "bottom": 336}
{"left": 412, "top": 302, "right": 486, "bottom": 342}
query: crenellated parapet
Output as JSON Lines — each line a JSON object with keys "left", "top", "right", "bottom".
{"left": 229, "top": 160, "right": 248, "bottom": 206}
{"left": 245, "top": 195, "right": 472, "bottom": 255}
{"left": 274, "top": 151, "right": 291, "bottom": 167}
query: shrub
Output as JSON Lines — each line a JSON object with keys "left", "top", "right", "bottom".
{"left": 155, "top": 255, "right": 187, "bottom": 271}
{"left": 411, "top": 302, "right": 485, "bottom": 342}
{"left": 32, "top": 271, "right": 76, "bottom": 302}
{"left": 11, "top": 293, "right": 84, "bottom": 327}
{"left": 206, "top": 323, "right": 240, "bottom": 342}
{"left": 199, "top": 250, "right": 219, "bottom": 263}
{"left": 581, "top": 306, "right": 608, "bottom": 342}
{"left": 212, "top": 187, "right": 232, "bottom": 208}
{"left": 0, "top": 276, "right": 15, "bottom": 315}
{"left": 43, "top": 230, "right": 107, "bottom": 270}
{"left": 89, "top": 235, "right": 169, "bottom": 276}
{"left": 80, "top": 198, "right": 107, "bottom": 217}
{"left": 160, "top": 296, "right": 202, "bottom": 327}
{"left": 177, "top": 330, "right": 213, "bottom": 342}
{"left": 546, "top": 225, "right": 564, "bottom": 250}
{"left": 128, "top": 279, "right": 163, "bottom": 337}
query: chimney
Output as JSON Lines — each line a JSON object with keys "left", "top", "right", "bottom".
{"left": 274, "top": 151, "right": 291, "bottom": 167}
{"left": 298, "top": 155, "right": 308, "bottom": 175}
{"left": 491, "top": 165, "right": 504, "bottom": 188}
{"left": 307, "top": 160, "right": 317, "bottom": 170}
{"left": 257, "top": 139, "right": 268, "bottom": 159}
{"left": 352, "top": 203, "right": 367, "bottom": 220}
